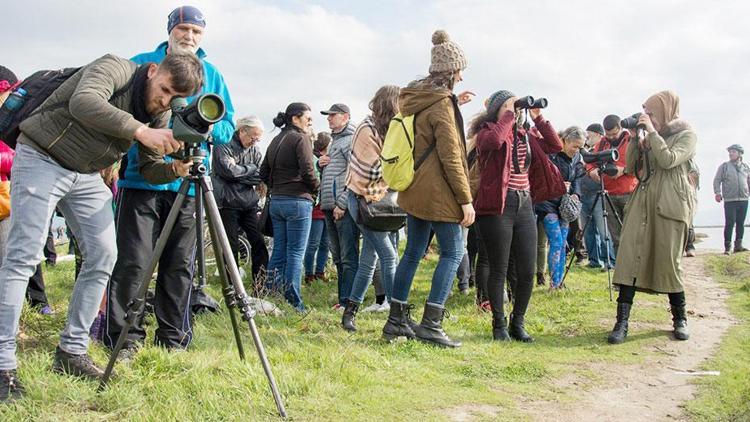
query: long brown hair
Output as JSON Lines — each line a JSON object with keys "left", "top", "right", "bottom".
{"left": 369, "top": 85, "right": 400, "bottom": 138}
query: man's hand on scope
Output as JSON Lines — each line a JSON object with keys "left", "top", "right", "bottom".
{"left": 134, "top": 126, "right": 183, "bottom": 156}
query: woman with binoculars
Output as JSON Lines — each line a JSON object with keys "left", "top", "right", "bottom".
{"left": 469, "top": 90, "right": 565, "bottom": 342}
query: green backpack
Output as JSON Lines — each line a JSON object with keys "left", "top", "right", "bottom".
{"left": 381, "top": 113, "right": 435, "bottom": 191}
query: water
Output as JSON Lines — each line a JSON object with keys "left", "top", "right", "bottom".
{"left": 694, "top": 227, "right": 729, "bottom": 251}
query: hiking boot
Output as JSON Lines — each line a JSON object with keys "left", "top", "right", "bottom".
{"left": 734, "top": 240, "right": 749, "bottom": 253}
{"left": 52, "top": 347, "right": 104, "bottom": 381}
{"left": 607, "top": 302, "right": 631, "bottom": 344}
{"left": 0, "top": 370, "right": 24, "bottom": 403}
{"left": 341, "top": 300, "right": 359, "bottom": 332}
{"left": 670, "top": 305, "right": 690, "bottom": 341}
{"left": 536, "top": 272, "right": 546, "bottom": 286}
{"left": 414, "top": 303, "right": 461, "bottom": 348}
{"left": 509, "top": 314, "right": 534, "bottom": 343}
{"left": 724, "top": 242, "right": 732, "bottom": 255}
{"left": 492, "top": 314, "right": 511, "bottom": 341}
{"left": 382, "top": 301, "right": 416, "bottom": 341}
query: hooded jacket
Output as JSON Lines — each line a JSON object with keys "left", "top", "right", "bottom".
{"left": 319, "top": 122, "right": 356, "bottom": 210}
{"left": 395, "top": 87, "right": 471, "bottom": 223}
{"left": 18, "top": 54, "right": 169, "bottom": 173}
{"left": 118, "top": 42, "right": 236, "bottom": 195}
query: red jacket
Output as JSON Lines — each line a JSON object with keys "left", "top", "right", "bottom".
{"left": 585, "top": 131, "right": 638, "bottom": 196}
{"left": 474, "top": 111, "right": 565, "bottom": 216}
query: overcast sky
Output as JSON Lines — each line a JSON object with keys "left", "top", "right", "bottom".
{"left": 4, "top": 0, "right": 747, "bottom": 226}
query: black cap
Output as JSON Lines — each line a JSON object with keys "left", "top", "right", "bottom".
{"left": 586, "top": 123, "right": 604, "bottom": 136}
{"left": 320, "top": 103, "right": 351, "bottom": 115}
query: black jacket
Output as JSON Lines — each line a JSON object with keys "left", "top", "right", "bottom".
{"left": 212, "top": 134, "right": 262, "bottom": 210}
{"left": 259, "top": 126, "right": 319, "bottom": 201}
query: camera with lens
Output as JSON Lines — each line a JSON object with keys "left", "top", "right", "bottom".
{"left": 169, "top": 94, "right": 226, "bottom": 170}
{"left": 620, "top": 112, "right": 643, "bottom": 130}
{"left": 581, "top": 148, "right": 619, "bottom": 177}
{"left": 514, "top": 96, "right": 548, "bottom": 109}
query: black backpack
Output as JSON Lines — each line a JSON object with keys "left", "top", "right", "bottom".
{"left": 0, "top": 67, "right": 81, "bottom": 148}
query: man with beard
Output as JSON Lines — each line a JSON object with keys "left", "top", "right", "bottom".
{"left": 0, "top": 52, "right": 203, "bottom": 402}
{"left": 104, "top": 5, "right": 236, "bottom": 358}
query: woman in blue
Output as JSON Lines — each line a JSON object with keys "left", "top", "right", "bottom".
{"left": 260, "top": 103, "right": 319, "bottom": 311}
{"left": 534, "top": 126, "right": 584, "bottom": 289}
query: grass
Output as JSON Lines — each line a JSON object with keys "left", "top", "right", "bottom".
{"left": 686, "top": 254, "right": 750, "bottom": 422}
{"left": 0, "top": 250, "right": 727, "bottom": 421}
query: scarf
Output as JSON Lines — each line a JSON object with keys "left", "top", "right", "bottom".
{"left": 129, "top": 64, "right": 155, "bottom": 125}
{"left": 643, "top": 90, "right": 680, "bottom": 136}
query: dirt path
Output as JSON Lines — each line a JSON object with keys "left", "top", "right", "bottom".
{"left": 518, "top": 251, "right": 737, "bottom": 422}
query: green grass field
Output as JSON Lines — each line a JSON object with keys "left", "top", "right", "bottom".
{"left": 0, "top": 250, "right": 746, "bottom": 421}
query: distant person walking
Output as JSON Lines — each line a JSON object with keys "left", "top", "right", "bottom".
{"left": 713, "top": 144, "right": 750, "bottom": 254}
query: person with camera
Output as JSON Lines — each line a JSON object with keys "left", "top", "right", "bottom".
{"left": 579, "top": 123, "right": 616, "bottom": 269}
{"left": 260, "top": 103, "right": 319, "bottom": 312}
{"left": 713, "top": 144, "right": 750, "bottom": 254}
{"left": 470, "top": 90, "right": 564, "bottom": 342}
{"left": 534, "top": 126, "right": 585, "bottom": 289}
{"left": 212, "top": 116, "right": 269, "bottom": 287}
{"left": 339, "top": 85, "right": 401, "bottom": 332}
{"left": 586, "top": 115, "right": 638, "bottom": 258}
{"left": 381, "top": 30, "right": 475, "bottom": 348}
{"left": 608, "top": 90, "right": 697, "bottom": 345}
{"left": 0, "top": 52, "right": 203, "bottom": 401}
{"left": 104, "top": 6, "right": 235, "bottom": 357}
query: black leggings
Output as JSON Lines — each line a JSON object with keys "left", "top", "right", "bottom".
{"left": 617, "top": 284, "right": 685, "bottom": 308}
{"left": 476, "top": 190, "right": 537, "bottom": 319}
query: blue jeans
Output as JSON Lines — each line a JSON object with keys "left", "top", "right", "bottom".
{"left": 391, "top": 215, "right": 463, "bottom": 306}
{"left": 542, "top": 213, "right": 569, "bottom": 288}
{"left": 346, "top": 191, "right": 399, "bottom": 304}
{"left": 580, "top": 192, "right": 615, "bottom": 267}
{"left": 267, "top": 196, "right": 313, "bottom": 311}
{"left": 304, "top": 218, "right": 328, "bottom": 276}
{"left": 324, "top": 210, "right": 360, "bottom": 306}
{"left": 0, "top": 144, "right": 117, "bottom": 369}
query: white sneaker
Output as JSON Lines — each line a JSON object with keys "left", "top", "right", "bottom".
{"left": 361, "top": 302, "right": 382, "bottom": 313}
{"left": 376, "top": 301, "right": 390, "bottom": 313}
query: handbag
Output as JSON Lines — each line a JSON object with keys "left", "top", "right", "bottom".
{"left": 559, "top": 193, "right": 582, "bottom": 223}
{"left": 356, "top": 190, "right": 406, "bottom": 232}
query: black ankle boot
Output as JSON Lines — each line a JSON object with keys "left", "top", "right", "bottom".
{"left": 341, "top": 300, "right": 359, "bottom": 332}
{"left": 414, "top": 303, "right": 461, "bottom": 348}
{"left": 670, "top": 304, "right": 690, "bottom": 340}
{"left": 607, "top": 302, "right": 631, "bottom": 344}
{"left": 492, "top": 314, "right": 510, "bottom": 341}
{"left": 734, "top": 240, "right": 749, "bottom": 253}
{"left": 509, "top": 314, "right": 534, "bottom": 343}
{"left": 724, "top": 241, "right": 732, "bottom": 255}
{"left": 382, "top": 301, "right": 416, "bottom": 341}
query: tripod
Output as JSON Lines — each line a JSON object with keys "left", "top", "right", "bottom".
{"left": 98, "top": 148, "right": 287, "bottom": 418}
{"left": 561, "top": 166, "right": 622, "bottom": 300}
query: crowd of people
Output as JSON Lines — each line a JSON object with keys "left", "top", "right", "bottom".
{"left": 0, "top": 5, "right": 709, "bottom": 404}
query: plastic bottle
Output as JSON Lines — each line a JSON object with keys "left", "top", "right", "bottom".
{"left": 0, "top": 88, "right": 27, "bottom": 131}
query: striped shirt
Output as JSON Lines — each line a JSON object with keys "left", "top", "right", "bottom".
{"left": 508, "top": 139, "right": 530, "bottom": 191}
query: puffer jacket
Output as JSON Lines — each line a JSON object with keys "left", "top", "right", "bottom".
{"left": 319, "top": 123, "right": 356, "bottom": 210}
{"left": 18, "top": 54, "right": 169, "bottom": 173}
{"left": 212, "top": 133, "right": 262, "bottom": 210}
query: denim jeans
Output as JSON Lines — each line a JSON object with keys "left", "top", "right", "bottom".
{"left": 580, "top": 191, "right": 615, "bottom": 267}
{"left": 324, "top": 209, "right": 360, "bottom": 306}
{"left": 346, "top": 191, "right": 399, "bottom": 304}
{"left": 724, "top": 200, "right": 749, "bottom": 244}
{"left": 0, "top": 144, "right": 117, "bottom": 370}
{"left": 304, "top": 218, "right": 329, "bottom": 276}
{"left": 267, "top": 196, "right": 313, "bottom": 311}
{"left": 542, "top": 213, "right": 569, "bottom": 288}
{"left": 391, "top": 214, "right": 463, "bottom": 306}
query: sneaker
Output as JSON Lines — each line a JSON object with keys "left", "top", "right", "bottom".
{"left": 376, "top": 301, "right": 391, "bottom": 313}
{"left": 52, "top": 346, "right": 104, "bottom": 381}
{"left": 361, "top": 302, "right": 383, "bottom": 313}
{"left": 0, "top": 370, "right": 24, "bottom": 403}
{"left": 37, "top": 304, "right": 54, "bottom": 315}
{"left": 314, "top": 272, "right": 328, "bottom": 282}
{"left": 685, "top": 249, "right": 696, "bottom": 257}
{"left": 332, "top": 303, "right": 343, "bottom": 312}
{"left": 478, "top": 300, "right": 492, "bottom": 312}
{"left": 117, "top": 347, "right": 139, "bottom": 363}
{"left": 459, "top": 287, "right": 470, "bottom": 296}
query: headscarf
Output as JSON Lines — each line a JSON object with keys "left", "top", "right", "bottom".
{"left": 643, "top": 90, "right": 680, "bottom": 135}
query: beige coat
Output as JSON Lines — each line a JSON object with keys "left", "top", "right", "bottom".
{"left": 612, "top": 120, "right": 697, "bottom": 293}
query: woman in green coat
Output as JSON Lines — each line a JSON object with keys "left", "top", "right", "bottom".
{"left": 608, "top": 90, "right": 697, "bottom": 344}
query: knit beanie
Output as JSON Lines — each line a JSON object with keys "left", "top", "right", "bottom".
{"left": 429, "top": 30, "right": 468, "bottom": 74}
{"left": 167, "top": 6, "right": 206, "bottom": 34}
{"left": 586, "top": 123, "right": 605, "bottom": 136}
{"left": 485, "top": 90, "right": 515, "bottom": 118}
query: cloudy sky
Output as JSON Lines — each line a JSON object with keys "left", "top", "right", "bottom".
{"left": 4, "top": 0, "right": 746, "bottom": 226}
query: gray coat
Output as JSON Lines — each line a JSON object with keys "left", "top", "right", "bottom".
{"left": 18, "top": 54, "right": 169, "bottom": 173}
{"left": 212, "top": 135, "right": 262, "bottom": 210}
{"left": 713, "top": 160, "right": 750, "bottom": 202}
{"left": 319, "top": 123, "right": 356, "bottom": 210}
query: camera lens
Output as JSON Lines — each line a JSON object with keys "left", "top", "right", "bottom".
{"left": 197, "top": 95, "right": 224, "bottom": 123}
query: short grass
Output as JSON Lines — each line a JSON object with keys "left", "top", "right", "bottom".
{"left": 0, "top": 252, "right": 709, "bottom": 421}
{"left": 686, "top": 254, "right": 750, "bottom": 422}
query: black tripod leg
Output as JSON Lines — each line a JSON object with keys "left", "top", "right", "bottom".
{"left": 99, "top": 179, "right": 191, "bottom": 391}
{"left": 195, "top": 184, "right": 207, "bottom": 290}
{"left": 561, "top": 196, "right": 598, "bottom": 285}
{"left": 205, "top": 208, "right": 246, "bottom": 361}
{"left": 600, "top": 191, "right": 616, "bottom": 301}
{"left": 201, "top": 177, "right": 287, "bottom": 418}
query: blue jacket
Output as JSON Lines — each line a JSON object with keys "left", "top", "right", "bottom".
{"left": 118, "top": 42, "right": 236, "bottom": 194}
